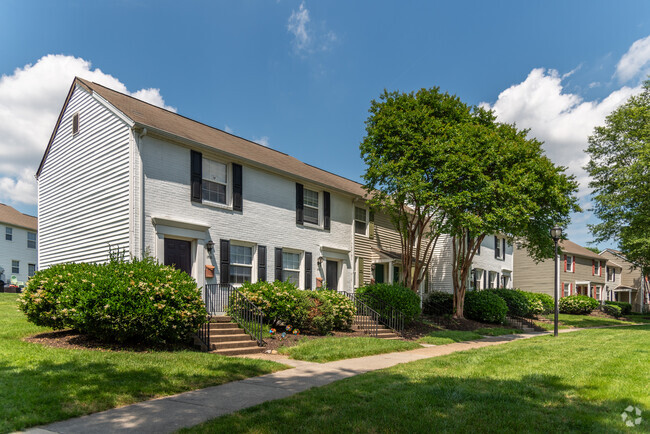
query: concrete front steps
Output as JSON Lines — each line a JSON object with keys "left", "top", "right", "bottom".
{"left": 352, "top": 315, "right": 400, "bottom": 339}
{"left": 505, "top": 316, "right": 547, "bottom": 333}
{"left": 203, "top": 316, "right": 263, "bottom": 356}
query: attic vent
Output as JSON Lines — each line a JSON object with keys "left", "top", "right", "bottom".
{"left": 72, "top": 113, "right": 79, "bottom": 135}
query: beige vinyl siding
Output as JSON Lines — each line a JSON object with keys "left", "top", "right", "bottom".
{"left": 38, "top": 85, "right": 131, "bottom": 267}
{"left": 513, "top": 244, "right": 555, "bottom": 296}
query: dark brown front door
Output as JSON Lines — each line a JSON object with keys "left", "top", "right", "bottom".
{"left": 164, "top": 238, "right": 192, "bottom": 276}
{"left": 326, "top": 260, "right": 338, "bottom": 290}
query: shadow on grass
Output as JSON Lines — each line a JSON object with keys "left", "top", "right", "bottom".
{"left": 185, "top": 371, "right": 646, "bottom": 433}
{"left": 0, "top": 354, "right": 276, "bottom": 432}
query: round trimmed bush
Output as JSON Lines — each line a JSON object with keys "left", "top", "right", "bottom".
{"left": 487, "top": 289, "right": 531, "bottom": 317}
{"left": 464, "top": 290, "right": 508, "bottom": 324}
{"left": 559, "top": 295, "right": 600, "bottom": 315}
{"left": 520, "top": 291, "right": 554, "bottom": 316}
{"left": 423, "top": 291, "right": 454, "bottom": 316}
{"left": 19, "top": 257, "right": 207, "bottom": 345}
{"left": 605, "top": 301, "right": 632, "bottom": 315}
{"left": 357, "top": 283, "right": 421, "bottom": 324}
{"left": 602, "top": 303, "right": 622, "bottom": 318}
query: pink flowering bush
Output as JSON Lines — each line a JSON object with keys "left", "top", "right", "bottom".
{"left": 19, "top": 256, "right": 207, "bottom": 345}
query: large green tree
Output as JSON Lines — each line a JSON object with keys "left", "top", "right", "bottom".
{"left": 361, "top": 88, "right": 579, "bottom": 317}
{"left": 585, "top": 78, "right": 650, "bottom": 281}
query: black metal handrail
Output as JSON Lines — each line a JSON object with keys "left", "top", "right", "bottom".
{"left": 339, "top": 291, "right": 380, "bottom": 337}
{"left": 505, "top": 315, "right": 545, "bottom": 332}
{"left": 227, "top": 289, "right": 265, "bottom": 346}
{"left": 196, "top": 316, "right": 211, "bottom": 350}
{"left": 204, "top": 283, "right": 233, "bottom": 315}
{"left": 356, "top": 293, "right": 405, "bottom": 334}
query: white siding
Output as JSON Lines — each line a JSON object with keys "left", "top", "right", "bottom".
{"left": 38, "top": 85, "right": 131, "bottom": 267}
{"left": 140, "top": 135, "right": 355, "bottom": 290}
{"left": 0, "top": 224, "right": 38, "bottom": 284}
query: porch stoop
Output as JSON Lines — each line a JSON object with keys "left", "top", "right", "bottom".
{"left": 352, "top": 315, "right": 400, "bottom": 339}
{"left": 201, "top": 316, "right": 263, "bottom": 356}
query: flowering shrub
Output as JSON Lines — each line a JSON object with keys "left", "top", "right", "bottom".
{"left": 559, "top": 295, "right": 600, "bottom": 315}
{"left": 238, "top": 281, "right": 355, "bottom": 334}
{"left": 19, "top": 256, "right": 207, "bottom": 345}
{"left": 520, "top": 291, "right": 554, "bottom": 316}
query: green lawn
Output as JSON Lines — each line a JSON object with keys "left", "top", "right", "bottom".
{"left": 417, "top": 328, "right": 522, "bottom": 345}
{"left": 0, "top": 294, "right": 286, "bottom": 433}
{"left": 625, "top": 313, "right": 650, "bottom": 324}
{"left": 184, "top": 325, "right": 650, "bottom": 433}
{"left": 277, "top": 337, "right": 420, "bottom": 362}
{"left": 543, "top": 313, "right": 637, "bottom": 328}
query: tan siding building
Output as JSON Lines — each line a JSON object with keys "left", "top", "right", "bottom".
{"left": 599, "top": 249, "right": 649, "bottom": 312}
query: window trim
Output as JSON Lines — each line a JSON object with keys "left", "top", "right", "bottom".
{"left": 28, "top": 263, "right": 36, "bottom": 277}
{"left": 5, "top": 227, "right": 12, "bottom": 241}
{"left": 27, "top": 232, "right": 37, "bottom": 249}
{"left": 11, "top": 260, "right": 19, "bottom": 275}
{"left": 354, "top": 206, "right": 368, "bottom": 236}
{"left": 303, "top": 188, "right": 320, "bottom": 226}
{"left": 566, "top": 255, "right": 574, "bottom": 272}
{"left": 228, "top": 242, "right": 255, "bottom": 285}
{"left": 281, "top": 249, "right": 302, "bottom": 286}
{"left": 201, "top": 157, "right": 231, "bottom": 208}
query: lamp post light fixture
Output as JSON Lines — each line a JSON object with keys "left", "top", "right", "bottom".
{"left": 317, "top": 256, "right": 324, "bottom": 267}
{"left": 550, "top": 225, "right": 563, "bottom": 337}
{"left": 206, "top": 241, "right": 214, "bottom": 253}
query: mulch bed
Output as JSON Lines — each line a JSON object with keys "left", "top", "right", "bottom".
{"left": 24, "top": 329, "right": 195, "bottom": 353}
{"left": 262, "top": 328, "right": 368, "bottom": 353}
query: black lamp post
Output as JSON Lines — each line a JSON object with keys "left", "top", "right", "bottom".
{"left": 550, "top": 225, "right": 563, "bottom": 337}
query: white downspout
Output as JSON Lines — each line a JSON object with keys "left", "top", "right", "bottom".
{"left": 138, "top": 128, "right": 147, "bottom": 257}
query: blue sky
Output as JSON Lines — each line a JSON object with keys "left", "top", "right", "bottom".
{"left": 1, "top": 0, "right": 650, "bottom": 249}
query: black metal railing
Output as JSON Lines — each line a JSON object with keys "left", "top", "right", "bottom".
{"left": 204, "top": 283, "right": 233, "bottom": 314}
{"left": 196, "top": 317, "right": 211, "bottom": 350}
{"left": 357, "top": 293, "right": 405, "bottom": 334}
{"left": 226, "top": 289, "right": 265, "bottom": 346}
{"left": 505, "top": 315, "right": 545, "bottom": 332}
{"left": 339, "top": 291, "right": 380, "bottom": 337}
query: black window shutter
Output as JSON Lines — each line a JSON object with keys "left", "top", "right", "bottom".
{"left": 275, "top": 248, "right": 283, "bottom": 281}
{"left": 483, "top": 270, "right": 487, "bottom": 289}
{"left": 220, "top": 239, "right": 230, "bottom": 284}
{"left": 305, "top": 252, "right": 312, "bottom": 290}
{"left": 494, "top": 236, "right": 499, "bottom": 258}
{"left": 323, "top": 192, "right": 331, "bottom": 230}
{"left": 233, "top": 163, "right": 243, "bottom": 212}
{"left": 258, "top": 245, "right": 267, "bottom": 282}
{"left": 497, "top": 272, "right": 501, "bottom": 288}
{"left": 190, "top": 150, "right": 202, "bottom": 203}
{"left": 296, "top": 183, "right": 304, "bottom": 224}
{"left": 502, "top": 239, "right": 506, "bottom": 259}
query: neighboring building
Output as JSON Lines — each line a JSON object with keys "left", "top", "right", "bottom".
{"left": 599, "top": 249, "right": 649, "bottom": 312}
{"left": 514, "top": 239, "right": 608, "bottom": 300}
{"left": 38, "top": 78, "right": 366, "bottom": 292}
{"left": 429, "top": 234, "right": 515, "bottom": 293}
{"left": 0, "top": 203, "right": 38, "bottom": 286}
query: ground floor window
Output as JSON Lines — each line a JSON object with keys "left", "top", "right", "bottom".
{"left": 282, "top": 251, "right": 300, "bottom": 285}
{"left": 28, "top": 264, "right": 36, "bottom": 277}
{"left": 393, "top": 265, "right": 401, "bottom": 283}
{"left": 563, "top": 283, "right": 571, "bottom": 297}
{"left": 11, "top": 260, "right": 19, "bottom": 274}
{"left": 230, "top": 244, "right": 253, "bottom": 284}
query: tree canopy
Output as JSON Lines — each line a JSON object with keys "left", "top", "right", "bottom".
{"left": 585, "top": 79, "right": 650, "bottom": 277}
{"left": 361, "top": 87, "right": 580, "bottom": 317}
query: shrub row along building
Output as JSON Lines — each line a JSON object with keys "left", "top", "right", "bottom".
{"left": 34, "top": 78, "right": 649, "bottom": 312}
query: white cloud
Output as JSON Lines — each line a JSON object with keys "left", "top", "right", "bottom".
{"left": 287, "top": 2, "right": 337, "bottom": 56}
{"left": 253, "top": 136, "right": 270, "bottom": 147}
{"left": 224, "top": 124, "right": 234, "bottom": 134}
{"left": 0, "top": 54, "right": 175, "bottom": 206}
{"left": 481, "top": 67, "right": 641, "bottom": 244}
{"left": 615, "top": 34, "right": 650, "bottom": 82}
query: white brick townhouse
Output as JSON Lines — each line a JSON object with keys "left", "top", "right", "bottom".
{"left": 428, "top": 234, "right": 515, "bottom": 293}
{"left": 37, "top": 78, "right": 367, "bottom": 292}
{"left": 0, "top": 203, "right": 38, "bottom": 287}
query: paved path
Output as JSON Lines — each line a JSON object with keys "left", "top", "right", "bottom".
{"left": 23, "top": 324, "right": 647, "bottom": 434}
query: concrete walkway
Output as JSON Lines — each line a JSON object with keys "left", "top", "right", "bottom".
{"left": 23, "top": 325, "right": 646, "bottom": 434}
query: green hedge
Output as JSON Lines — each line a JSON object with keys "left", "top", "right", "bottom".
{"left": 423, "top": 291, "right": 454, "bottom": 316}
{"left": 19, "top": 257, "right": 207, "bottom": 345}
{"left": 487, "top": 289, "right": 531, "bottom": 317}
{"left": 237, "top": 281, "right": 355, "bottom": 335}
{"left": 605, "top": 300, "right": 632, "bottom": 315}
{"left": 559, "top": 295, "right": 600, "bottom": 315}
{"left": 602, "top": 303, "right": 622, "bottom": 318}
{"left": 520, "top": 291, "right": 554, "bottom": 316}
{"left": 464, "top": 290, "right": 508, "bottom": 324}
{"left": 357, "top": 283, "right": 421, "bottom": 324}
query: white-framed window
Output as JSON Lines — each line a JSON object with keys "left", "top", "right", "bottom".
{"left": 594, "top": 260, "right": 600, "bottom": 276}
{"left": 28, "top": 264, "right": 36, "bottom": 277}
{"left": 566, "top": 255, "right": 574, "bottom": 272}
{"left": 12, "top": 260, "right": 19, "bottom": 274}
{"left": 501, "top": 274, "right": 510, "bottom": 288}
{"left": 282, "top": 251, "right": 301, "bottom": 285}
{"left": 595, "top": 286, "right": 601, "bottom": 299}
{"left": 494, "top": 236, "right": 506, "bottom": 260}
{"left": 229, "top": 244, "right": 253, "bottom": 284}
{"left": 27, "top": 232, "right": 36, "bottom": 249}
{"left": 354, "top": 206, "right": 367, "bottom": 235}
{"left": 5, "top": 227, "right": 12, "bottom": 241}
{"left": 202, "top": 158, "right": 228, "bottom": 205}
{"left": 611, "top": 267, "right": 616, "bottom": 282}
{"left": 303, "top": 189, "right": 319, "bottom": 225}
{"left": 563, "top": 282, "right": 571, "bottom": 297}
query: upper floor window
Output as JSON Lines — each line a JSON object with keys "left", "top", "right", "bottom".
{"left": 72, "top": 112, "right": 80, "bottom": 135}
{"left": 593, "top": 260, "right": 601, "bottom": 276}
{"left": 229, "top": 244, "right": 253, "bottom": 284}
{"left": 610, "top": 267, "right": 616, "bottom": 282}
{"left": 28, "top": 264, "right": 36, "bottom": 277}
{"left": 494, "top": 236, "right": 506, "bottom": 260}
{"left": 27, "top": 232, "right": 36, "bottom": 249}
{"left": 202, "top": 159, "right": 228, "bottom": 205}
{"left": 303, "top": 189, "right": 319, "bottom": 225}
{"left": 12, "top": 260, "right": 19, "bottom": 274}
{"left": 355, "top": 207, "right": 367, "bottom": 235}
{"left": 566, "top": 255, "right": 574, "bottom": 272}
{"left": 282, "top": 251, "right": 300, "bottom": 285}
{"left": 5, "top": 227, "right": 12, "bottom": 241}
